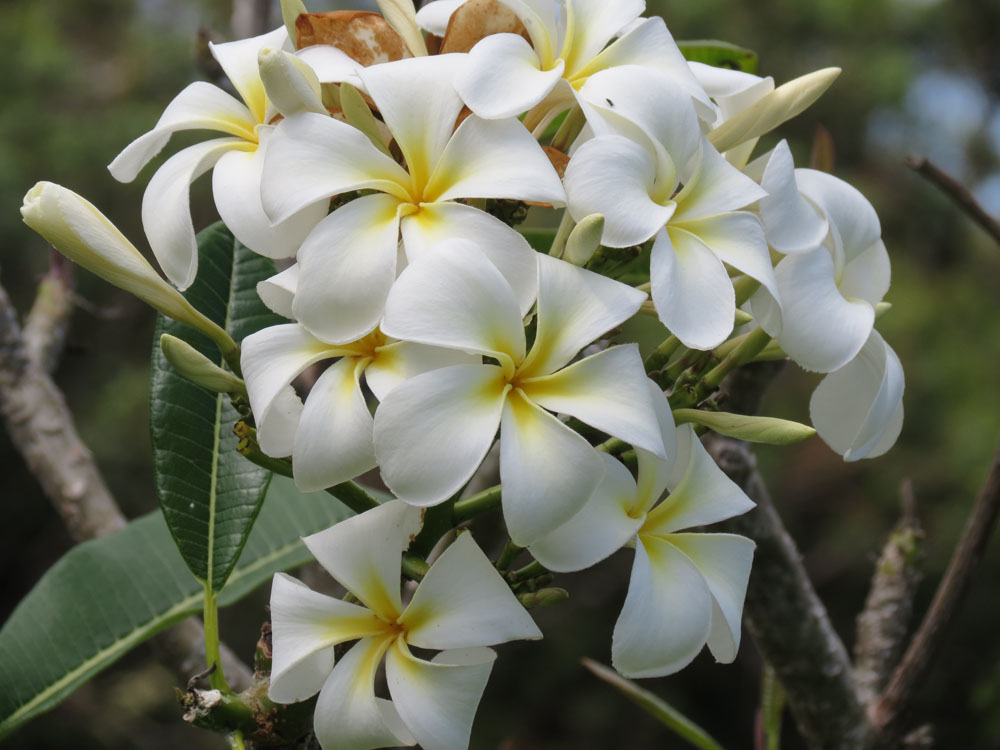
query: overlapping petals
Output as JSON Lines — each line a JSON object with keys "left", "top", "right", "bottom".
{"left": 269, "top": 500, "right": 541, "bottom": 750}
{"left": 241, "top": 323, "right": 470, "bottom": 490}
{"left": 375, "top": 241, "right": 661, "bottom": 544}
{"left": 262, "top": 54, "right": 564, "bottom": 343}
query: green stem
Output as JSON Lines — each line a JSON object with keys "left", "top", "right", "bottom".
{"left": 452, "top": 484, "right": 502, "bottom": 523}
{"left": 550, "top": 105, "right": 586, "bottom": 152}
{"left": 733, "top": 276, "right": 762, "bottom": 306}
{"left": 701, "top": 327, "right": 772, "bottom": 391}
{"left": 327, "top": 481, "right": 381, "bottom": 515}
{"left": 203, "top": 588, "right": 229, "bottom": 692}
{"left": 548, "top": 210, "right": 576, "bottom": 257}
{"left": 510, "top": 560, "right": 547, "bottom": 581}
{"left": 496, "top": 540, "right": 523, "bottom": 573}
{"left": 401, "top": 554, "right": 430, "bottom": 582}
{"left": 227, "top": 731, "right": 247, "bottom": 750}
{"left": 762, "top": 664, "right": 786, "bottom": 750}
{"left": 644, "top": 335, "right": 682, "bottom": 374}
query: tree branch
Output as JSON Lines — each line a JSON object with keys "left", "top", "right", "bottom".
{"left": 0, "top": 273, "right": 251, "bottom": 690}
{"left": 906, "top": 155, "right": 1000, "bottom": 247}
{"left": 706, "top": 435, "right": 877, "bottom": 750}
{"left": 853, "top": 480, "right": 924, "bottom": 708}
{"left": 872, "top": 439, "right": 1000, "bottom": 738}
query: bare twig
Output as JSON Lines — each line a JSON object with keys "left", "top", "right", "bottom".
{"left": 873, "top": 439, "right": 1000, "bottom": 737}
{"left": 906, "top": 155, "right": 1000, "bottom": 247}
{"left": 853, "top": 479, "right": 924, "bottom": 707}
{"left": 705, "top": 435, "right": 876, "bottom": 750}
{"left": 0, "top": 274, "right": 251, "bottom": 690}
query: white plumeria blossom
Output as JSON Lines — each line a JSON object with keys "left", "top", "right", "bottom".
{"left": 107, "top": 27, "right": 328, "bottom": 289}
{"left": 373, "top": 241, "right": 664, "bottom": 545}
{"left": 269, "top": 500, "right": 541, "bottom": 750}
{"left": 415, "top": 0, "right": 468, "bottom": 36}
{"left": 564, "top": 65, "right": 778, "bottom": 350}
{"left": 261, "top": 53, "right": 565, "bottom": 345}
{"left": 241, "top": 323, "right": 471, "bottom": 490}
{"left": 810, "top": 329, "right": 904, "bottom": 461}
{"left": 454, "top": 0, "right": 707, "bottom": 127}
{"left": 750, "top": 168, "right": 891, "bottom": 372}
{"left": 530, "top": 384, "right": 754, "bottom": 677}
{"left": 690, "top": 61, "right": 774, "bottom": 168}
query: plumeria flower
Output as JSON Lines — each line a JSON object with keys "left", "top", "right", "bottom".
{"left": 530, "top": 385, "right": 755, "bottom": 677}
{"left": 373, "top": 241, "right": 665, "bottom": 545}
{"left": 690, "top": 62, "right": 775, "bottom": 168}
{"left": 241, "top": 323, "right": 471, "bottom": 490}
{"left": 564, "top": 66, "right": 778, "bottom": 350}
{"left": 269, "top": 500, "right": 541, "bottom": 750}
{"left": 750, "top": 169, "right": 890, "bottom": 372}
{"left": 810, "top": 330, "right": 904, "bottom": 461}
{"left": 261, "top": 53, "right": 565, "bottom": 345}
{"left": 453, "top": 0, "right": 707, "bottom": 129}
{"left": 108, "top": 27, "right": 328, "bottom": 289}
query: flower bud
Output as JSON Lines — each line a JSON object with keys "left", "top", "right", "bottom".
{"left": 563, "top": 213, "right": 605, "bottom": 266}
{"left": 21, "top": 182, "right": 238, "bottom": 365}
{"left": 160, "top": 334, "right": 246, "bottom": 395}
{"left": 257, "top": 48, "right": 325, "bottom": 117}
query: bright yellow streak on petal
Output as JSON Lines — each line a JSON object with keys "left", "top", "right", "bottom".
{"left": 317, "top": 607, "right": 391, "bottom": 647}
{"left": 358, "top": 569, "right": 405, "bottom": 623}
{"left": 348, "top": 632, "right": 400, "bottom": 698}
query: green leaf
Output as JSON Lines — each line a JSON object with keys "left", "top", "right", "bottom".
{"left": 677, "top": 39, "right": 758, "bottom": 74}
{"left": 582, "top": 659, "right": 725, "bottom": 750}
{"left": 673, "top": 409, "right": 817, "bottom": 445}
{"left": 0, "top": 477, "right": 350, "bottom": 741}
{"left": 150, "top": 222, "right": 283, "bottom": 592}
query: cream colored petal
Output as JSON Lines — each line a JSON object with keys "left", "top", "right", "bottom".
{"left": 365, "top": 341, "right": 476, "bottom": 403}
{"left": 256, "top": 264, "right": 299, "bottom": 320}
{"left": 210, "top": 26, "right": 289, "bottom": 123}
{"left": 303, "top": 500, "right": 422, "bottom": 621}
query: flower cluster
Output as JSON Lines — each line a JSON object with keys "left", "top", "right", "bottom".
{"left": 20, "top": 0, "right": 905, "bottom": 748}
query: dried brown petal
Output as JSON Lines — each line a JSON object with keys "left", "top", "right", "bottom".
{"left": 296, "top": 11, "right": 412, "bottom": 65}
{"left": 440, "top": 0, "right": 530, "bottom": 54}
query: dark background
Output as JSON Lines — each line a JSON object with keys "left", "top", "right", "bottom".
{"left": 2, "top": 0, "right": 999, "bottom": 747}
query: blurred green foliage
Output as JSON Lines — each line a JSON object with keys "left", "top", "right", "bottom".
{"left": 2, "top": 0, "right": 999, "bottom": 748}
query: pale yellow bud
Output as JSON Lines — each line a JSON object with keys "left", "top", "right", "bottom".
{"left": 708, "top": 68, "right": 841, "bottom": 155}
{"left": 21, "top": 182, "right": 239, "bottom": 367}
{"left": 563, "top": 214, "right": 605, "bottom": 266}
{"left": 160, "top": 334, "right": 247, "bottom": 395}
{"left": 376, "top": 0, "right": 428, "bottom": 57}
{"left": 258, "top": 48, "right": 326, "bottom": 117}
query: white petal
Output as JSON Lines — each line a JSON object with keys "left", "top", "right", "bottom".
{"left": 673, "top": 140, "right": 768, "bottom": 222}
{"left": 374, "top": 364, "right": 507, "bottom": 507}
{"left": 359, "top": 55, "right": 466, "bottom": 188}
{"left": 561, "top": 0, "right": 643, "bottom": 74}
{"left": 258, "top": 386, "right": 304, "bottom": 458}
{"left": 386, "top": 640, "right": 494, "bottom": 750}
{"left": 810, "top": 330, "right": 904, "bottom": 461}
{"left": 416, "top": 0, "right": 468, "bottom": 35}
{"left": 691, "top": 62, "right": 773, "bottom": 124}
{"left": 210, "top": 27, "right": 289, "bottom": 122}
{"left": 401, "top": 533, "right": 542, "bottom": 648}
{"left": 382, "top": 241, "right": 526, "bottom": 362}
{"left": 212, "top": 131, "right": 327, "bottom": 259}
{"left": 256, "top": 264, "right": 299, "bottom": 319}
{"left": 578, "top": 66, "right": 701, "bottom": 178}
{"left": 292, "top": 194, "right": 403, "bottom": 345}
{"left": 258, "top": 48, "right": 326, "bottom": 118}
{"left": 303, "top": 500, "right": 422, "bottom": 620}
{"left": 644, "top": 424, "right": 755, "bottom": 534}
{"left": 366, "top": 341, "right": 476, "bottom": 402}
{"left": 524, "top": 345, "right": 665, "bottom": 456}
{"left": 612, "top": 536, "right": 713, "bottom": 678}
{"left": 522, "top": 253, "right": 647, "bottom": 376}
{"left": 296, "top": 43, "right": 366, "bottom": 88}
{"left": 765, "top": 248, "right": 875, "bottom": 372}
{"left": 795, "top": 169, "right": 881, "bottom": 264}
{"left": 268, "top": 573, "right": 384, "bottom": 704}
{"left": 496, "top": 0, "right": 562, "bottom": 61}
{"left": 141, "top": 138, "right": 243, "bottom": 289}
{"left": 241, "top": 324, "right": 335, "bottom": 453}
{"left": 398, "top": 203, "right": 538, "bottom": 316}
{"left": 529, "top": 453, "right": 643, "bottom": 572}
{"left": 839, "top": 239, "right": 891, "bottom": 307}
{"left": 426, "top": 115, "right": 565, "bottom": 205}
{"left": 107, "top": 82, "right": 256, "bottom": 183}
{"left": 576, "top": 17, "right": 709, "bottom": 110}
{"left": 293, "top": 357, "right": 376, "bottom": 491}
{"left": 499, "top": 389, "right": 605, "bottom": 545}
{"left": 633, "top": 380, "right": 678, "bottom": 515}
{"left": 456, "top": 33, "right": 563, "bottom": 119}
{"left": 678, "top": 212, "right": 779, "bottom": 305}
{"left": 757, "top": 141, "right": 828, "bottom": 254}
{"left": 667, "top": 533, "right": 755, "bottom": 663}
{"left": 262, "top": 112, "right": 411, "bottom": 223}
{"left": 564, "top": 134, "right": 675, "bottom": 248}
{"left": 313, "top": 635, "right": 415, "bottom": 750}
{"left": 650, "top": 227, "right": 735, "bottom": 350}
